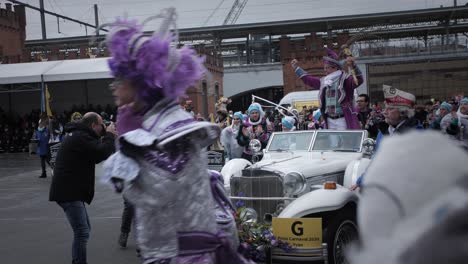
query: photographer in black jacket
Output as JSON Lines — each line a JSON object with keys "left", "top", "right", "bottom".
{"left": 49, "top": 112, "right": 116, "bottom": 264}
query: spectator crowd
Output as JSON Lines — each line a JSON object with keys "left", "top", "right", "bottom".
{"left": 0, "top": 104, "right": 116, "bottom": 154}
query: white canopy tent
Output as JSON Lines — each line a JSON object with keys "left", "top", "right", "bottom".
{"left": 0, "top": 60, "right": 62, "bottom": 85}
{"left": 0, "top": 58, "right": 112, "bottom": 85}
{"left": 43, "top": 58, "right": 112, "bottom": 82}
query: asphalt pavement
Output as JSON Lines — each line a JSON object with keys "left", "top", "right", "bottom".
{"left": 0, "top": 153, "right": 322, "bottom": 264}
{"left": 0, "top": 153, "right": 139, "bottom": 264}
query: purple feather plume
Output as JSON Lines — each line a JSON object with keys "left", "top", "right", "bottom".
{"left": 105, "top": 15, "right": 206, "bottom": 106}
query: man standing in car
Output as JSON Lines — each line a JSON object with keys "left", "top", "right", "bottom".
{"left": 291, "top": 48, "right": 363, "bottom": 130}
{"left": 49, "top": 112, "right": 116, "bottom": 264}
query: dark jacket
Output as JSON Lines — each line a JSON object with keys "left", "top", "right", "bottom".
{"left": 382, "top": 117, "right": 420, "bottom": 135}
{"left": 49, "top": 122, "right": 115, "bottom": 204}
{"left": 36, "top": 127, "right": 50, "bottom": 156}
{"left": 236, "top": 117, "right": 271, "bottom": 152}
{"left": 357, "top": 108, "right": 372, "bottom": 129}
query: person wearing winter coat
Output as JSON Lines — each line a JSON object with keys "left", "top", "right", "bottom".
{"left": 430, "top": 101, "right": 453, "bottom": 132}
{"left": 446, "top": 97, "right": 468, "bottom": 150}
{"left": 49, "top": 112, "right": 116, "bottom": 264}
{"left": 36, "top": 118, "right": 50, "bottom": 178}
{"left": 220, "top": 111, "right": 244, "bottom": 161}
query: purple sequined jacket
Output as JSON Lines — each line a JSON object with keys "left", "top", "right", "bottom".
{"left": 295, "top": 66, "right": 363, "bottom": 130}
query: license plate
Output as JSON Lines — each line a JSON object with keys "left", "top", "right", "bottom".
{"left": 272, "top": 218, "right": 322, "bottom": 248}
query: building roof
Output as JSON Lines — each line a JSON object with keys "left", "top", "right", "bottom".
{"left": 178, "top": 5, "right": 468, "bottom": 39}
{"left": 25, "top": 5, "right": 468, "bottom": 46}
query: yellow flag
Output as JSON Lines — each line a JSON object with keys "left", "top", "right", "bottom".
{"left": 45, "top": 85, "right": 53, "bottom": 117}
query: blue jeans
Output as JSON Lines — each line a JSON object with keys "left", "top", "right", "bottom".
{"left": 58, "top": 201, "right": 91, "bottom": 264}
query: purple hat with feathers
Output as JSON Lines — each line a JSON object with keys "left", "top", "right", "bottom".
{"left": 104, "top": 8, "right": 206, "bottom": 105}
{"left": 323, "top": 48, "right": 342, "bottom": 69}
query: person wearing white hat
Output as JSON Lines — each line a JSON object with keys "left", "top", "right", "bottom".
{"left": 350, "top": 85, "right": 419, "bottom": 191}
{"left": 382, "top": 85, "right": 419, "bottom": 135}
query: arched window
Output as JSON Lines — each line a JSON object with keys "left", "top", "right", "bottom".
{"left": 214, "top": 82, "right": 220, "bottom": 102}
{"left": 202, "top": 80, "right": 208, "bottom": 118}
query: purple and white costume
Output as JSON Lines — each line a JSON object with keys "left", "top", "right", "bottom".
{"left": 294, "top": 48, "right": 363, "bottom": 130}
{"left": 101, "top": 8, "right": 252, "bottom": 264}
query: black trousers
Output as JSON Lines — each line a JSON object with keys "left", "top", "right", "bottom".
{"left": 40, "top": 155, "right": 50, "bottom": 174}
{"left": 120, "top": 198, "right": 134, "bottom": 234}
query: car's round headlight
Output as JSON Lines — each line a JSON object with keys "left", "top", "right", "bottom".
{"left": 283, "top": 172, "right": 306, "bottom": 195}
{"left": 249, "top": 139, "right": 262, "bottom": 153}
{"left": 362, "top": 138, "right": 375, "bottom": 154}
{"left": 239, "top": 207, "right": 258, "bottom": 224}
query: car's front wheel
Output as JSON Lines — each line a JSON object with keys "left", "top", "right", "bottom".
{"left": 325, "top": 213, "right": 358, "bottom": 264}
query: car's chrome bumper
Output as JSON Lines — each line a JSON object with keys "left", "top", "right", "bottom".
{"left": 272, "top": 243, "right": 328, "bottom": 263}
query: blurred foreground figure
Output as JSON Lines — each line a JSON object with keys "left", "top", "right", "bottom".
{"left": 349, "top": 131, "right": 468, "bottom": 264}
{"left": 101, "top": 8, "right": 252, "bottom": 264}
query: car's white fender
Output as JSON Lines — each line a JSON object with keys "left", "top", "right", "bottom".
{"left": 278, "top": 186, "right": 358, "bottom": 218}
{"left": 343, "top": 157, "right": 372, "bottom": 188}
{"left": 220, "top": 158, "right": 252, "bottom": 192}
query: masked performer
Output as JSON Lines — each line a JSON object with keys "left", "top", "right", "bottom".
{"left": 101, "top": 8, "right": 251, "bottom": 264}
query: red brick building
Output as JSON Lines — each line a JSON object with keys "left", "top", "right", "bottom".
{"left": 0, "top": 3, "right": 26, "bottom": 64}
{"left": 185, "top": 46, "right": 224, "bottom": 118}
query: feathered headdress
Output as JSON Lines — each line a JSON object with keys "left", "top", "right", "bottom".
{"left": 103, "top": 8, "right": 206, "bottom": 105}
{"left": 215, "top": 97, "right": 232, "bottom": 114}
{"left": 323, "top": 48, "right": 342, "bottom": 69}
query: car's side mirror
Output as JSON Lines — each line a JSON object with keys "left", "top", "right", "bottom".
{"left": 362, "top": 138, "right": 375, "bottom": 157}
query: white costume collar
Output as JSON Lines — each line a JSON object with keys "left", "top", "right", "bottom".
{"left": 323, "top": 70, "right": 342, "bottom": 87}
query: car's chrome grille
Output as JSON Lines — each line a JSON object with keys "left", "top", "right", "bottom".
{"left": 230, "top": 170, "right": 283, "bottom": 222}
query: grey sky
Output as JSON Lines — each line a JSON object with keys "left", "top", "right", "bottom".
{"left": 2, "top": 0, "right": 467, "bottom": 40}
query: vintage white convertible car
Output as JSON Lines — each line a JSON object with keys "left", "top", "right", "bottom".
{"left": 221, "top": 130, "right": 375, "bottom": 264}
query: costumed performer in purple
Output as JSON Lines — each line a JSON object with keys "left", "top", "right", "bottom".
{"left": 101, "top": 8, "right": 252, "bottom": 264}
{"left": 290, "top": 48, "right": 363, "bottom": 130}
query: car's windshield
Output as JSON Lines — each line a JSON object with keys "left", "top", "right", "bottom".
{"left": 312, "top": 131, "right": 364, "bottom": 152}
{"left": 267, "top": 132, "right": 315, "bottom": 152}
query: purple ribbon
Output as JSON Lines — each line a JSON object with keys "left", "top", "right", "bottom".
{"left": 178, "top": 231, "right": 241, "bottom": 264}
{"left": 210, "top": 172, "right": 235, "bottom": 214}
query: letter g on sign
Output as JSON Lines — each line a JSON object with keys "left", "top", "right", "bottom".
{"left": 291, "top": 221, "right": 304, "bottom": 236}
